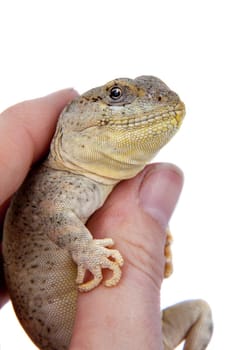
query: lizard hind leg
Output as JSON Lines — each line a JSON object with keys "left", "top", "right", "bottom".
{"left": 162, "top": 299, "right": 213, "bottom": 350}
{"left": 164, "top": 229, "right": 173, "bottom": 278}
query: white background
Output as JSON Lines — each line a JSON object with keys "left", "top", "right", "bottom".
{"left": 0, "top": 1, "right": 232, "bottom": 349}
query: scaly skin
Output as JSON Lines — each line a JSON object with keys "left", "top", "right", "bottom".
{"left": 2, "top": 76, "right": 212, "bottom": 349}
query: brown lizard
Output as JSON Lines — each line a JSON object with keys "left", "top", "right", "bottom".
{"left": 2, "top": 76, "right": 213, "bottom": 349}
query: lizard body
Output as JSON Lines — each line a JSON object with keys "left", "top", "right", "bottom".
{"left": 2, "top": 76, "right": 213, "bottom": 349}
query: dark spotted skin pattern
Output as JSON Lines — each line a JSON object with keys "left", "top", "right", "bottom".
{"left": 3, "top": 165, "right": 112, "bottom": 349}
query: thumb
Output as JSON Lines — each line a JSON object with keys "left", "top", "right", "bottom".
{"left": 88, "top": 162, "right": 184, "bottom": 288}
{"left": 139, "top": 163, "right": 184, "bottom": 229}
{"left": 71, "top": 163, "right": 183, "bottom": 350}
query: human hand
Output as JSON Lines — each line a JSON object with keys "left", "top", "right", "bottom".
{"left": 0, "top": 91, "right": 183, "bottom": 350}
{"left": 69, "top": 163, "right": 183, "bottom": 350}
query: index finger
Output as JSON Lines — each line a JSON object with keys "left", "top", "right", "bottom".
{"left": 0, "top": 88, "right": 78, "bottom": 206}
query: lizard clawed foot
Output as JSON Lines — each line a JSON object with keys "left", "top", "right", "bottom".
{"left": 72, "top": 238, "right": 124, "bottom": 292}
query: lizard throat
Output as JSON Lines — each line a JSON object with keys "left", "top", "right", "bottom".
{"left": 47, "top": 103, "right": 185, "bottom": 184}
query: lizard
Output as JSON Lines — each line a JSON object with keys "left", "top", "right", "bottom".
{"left": 2, "top": 76, "right": 213, "bottom": 349}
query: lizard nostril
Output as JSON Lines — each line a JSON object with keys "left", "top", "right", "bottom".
{"left": 158, "top": 96, "right": 162, "bottom": 102}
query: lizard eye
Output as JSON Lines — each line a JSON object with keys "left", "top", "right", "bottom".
{"left": 109, "top": 86, "right": 122, "bottom": 100}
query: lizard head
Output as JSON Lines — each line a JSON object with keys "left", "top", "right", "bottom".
{"left": 49, "top": 76, "right": 185, "bottom": 183}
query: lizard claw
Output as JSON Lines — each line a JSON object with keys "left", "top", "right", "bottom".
{"left": 72, "top": 238, "right": 124, "bottom": 292}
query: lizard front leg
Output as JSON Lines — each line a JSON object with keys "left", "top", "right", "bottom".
{"left": 162, "top": 299, "right": 213, "bottom": 350}
{"left": 47, "top": 210, "right": 123, "bottom": 292}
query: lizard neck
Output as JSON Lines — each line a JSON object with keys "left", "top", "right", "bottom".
{"left": 45, "top": 155, "right": 121, "bottom": 186}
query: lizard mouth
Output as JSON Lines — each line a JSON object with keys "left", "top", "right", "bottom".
{"left": 105, "top": 102, "right": 185, "bottom": 129}
{"left": 172, "top": 102, "right": 186, "bottom": 127}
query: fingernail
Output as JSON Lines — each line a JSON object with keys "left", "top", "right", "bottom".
{"left": 139, "top": 164, "right": 184, "bottom": 228}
